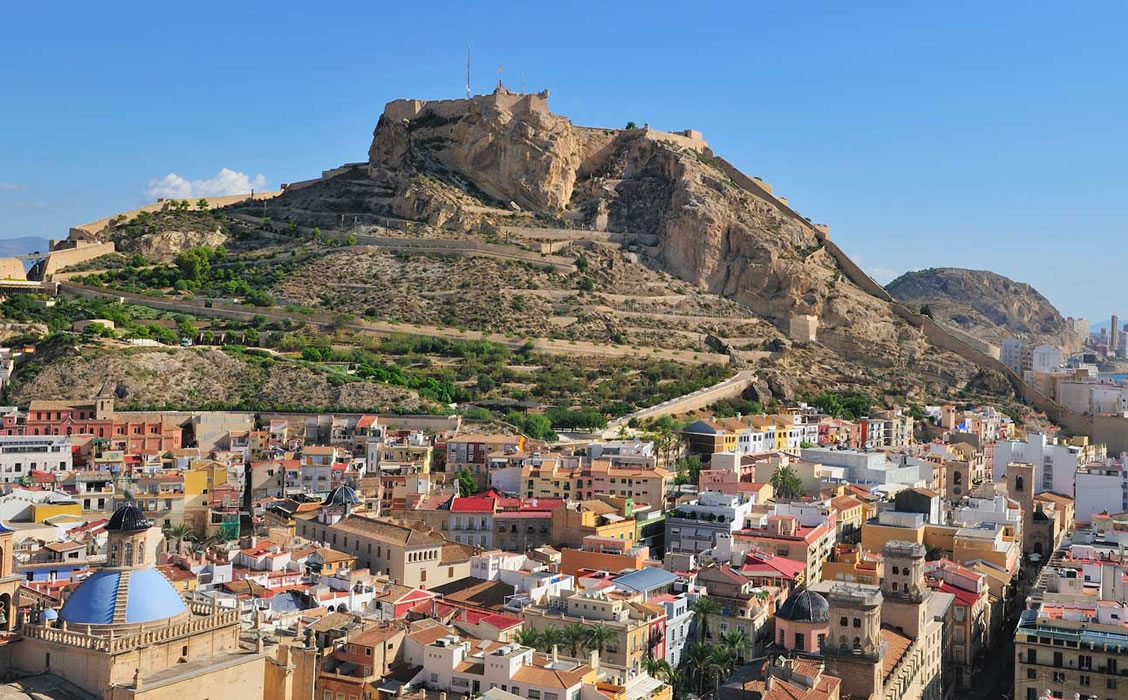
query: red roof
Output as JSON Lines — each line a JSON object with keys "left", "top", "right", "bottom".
{"left": 933, "top": 581, "right": 980, "bottom": 608}
{"left": 450, "top": 494, "right": 498, "bottom": 513}
{"left": 480, "top": 613, "right": 522, "bottom": 629}
{"left": 741, "top": 552, "right": 807, "bottom": 579}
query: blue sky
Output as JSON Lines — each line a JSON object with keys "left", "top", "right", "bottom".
{"left": 2, "top": 2, "right": 1124, "bottom": 323}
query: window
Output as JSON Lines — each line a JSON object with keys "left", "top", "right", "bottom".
{"left": 1052, "top": 671, "right": 1065, "bottom": 683}
{"left": 325, "top": 693, "right": 333, "bottom": 700}
{"left": 1025, "top": 689, "right": 1036, "bottom": 700}
{"left": 420, "top": 570, "right": 426, "bottom": 582}
{"left": 1026, "top": 649, "right": 1036, "bottom": 664}
{"left": 839, "top": 616, "right": 848, "bottom": 627}
{"left": 1054, "top": 651, "right": 1063, "bottom": 667}
{"left": 1080, "top": 675, "right": 1090, "bottom": 687}
{"left": 1108, "top": 678, "right": 1118, "bottom": 690}
{"left": 794, "top": 632, "right": 804, "bottom": 648}
{"left": 1027, "top": 669, "right": 1036, "bottom": 679}
{"left": 528, "top": 691, "right": 541, "bottom": 699}
{"left": 853, "top": 618, "right": 861, "bottom": 628}
{"left": 1079, "top": 654, "right": 1092, "bottom": 670}
{"left": 892, "top": 566, "right": 899, "bottom": 575}
{"left": 182, "top": 645, "right": 189, "bottom": 657}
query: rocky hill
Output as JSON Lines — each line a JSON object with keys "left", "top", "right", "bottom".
{"left": 886, "top": 267, "right": 1080, "bottom": 349}
{"left": 31, "top": 87, "right": 1026, "bottom": 411}
{"left": 240, "top": 90, "right": 940, "bottom": 374}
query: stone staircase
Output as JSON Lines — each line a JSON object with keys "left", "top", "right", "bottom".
{"left": 111, "top": 571, "right": 131, "bottom": 623}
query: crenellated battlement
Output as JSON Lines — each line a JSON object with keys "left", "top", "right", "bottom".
{"left": 383, "top": 86, "right": 551, "bottom": 123}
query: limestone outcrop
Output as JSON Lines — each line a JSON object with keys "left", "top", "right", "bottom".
{"left": 369, "top": 89, "right": 584, "bottom": 212}
{"left": 117, "top": 227, "right": 228, "bottom": 262}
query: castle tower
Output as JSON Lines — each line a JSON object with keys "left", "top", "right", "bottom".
{"left": 880, "top": 540, "right": 928, "bottom": 637}
{"left": 1007, "top": 461, "right": 1035, "bottom": 554}
{"left": 822, "top": 583, "right": 885, "bottom": 700}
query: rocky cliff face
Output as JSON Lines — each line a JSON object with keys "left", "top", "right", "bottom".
{"left": 358, "top": 94, "right": 913, "bottom": 366}
{"left": 886, "top": 267, "right": 1080, "bottom": 350}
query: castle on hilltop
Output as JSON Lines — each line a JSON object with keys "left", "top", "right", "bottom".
{"left": 383, "top": 85, "right": 551, "bottom": 123}
{"left": 381, "top": 86, "right": 708, "bottom": 150}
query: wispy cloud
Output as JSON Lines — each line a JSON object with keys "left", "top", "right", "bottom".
{"left": 0, "top": 183, "right": 27, "bottom": 192}
{"left": 12, "top": 200, "right": 44, "bottom": 209}
{"left": 144, "top": 168, "right": 267, "bottom": 200}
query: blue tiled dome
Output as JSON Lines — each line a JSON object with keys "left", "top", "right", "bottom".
{"left": 777, "top": 588, "right": 829, "bottom": 623}
{"left": 59, "top": 569, "right": 186, "bottom": 625}
{"left": 41, "top": 608, "right": 58, "bottom": 621}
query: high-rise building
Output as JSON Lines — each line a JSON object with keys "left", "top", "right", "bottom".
{"left": 1111, "top": 314, "right": 1119, "bottom": 352}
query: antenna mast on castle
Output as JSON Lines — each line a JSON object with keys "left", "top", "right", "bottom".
{"left": 465, "top": 44, "right": 471, "bottom": 98}
{"left": 497, "top": 65, "right": 503, "bottom": 89}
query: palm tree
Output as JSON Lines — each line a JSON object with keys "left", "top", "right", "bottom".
{"left": 663, "top": 668, "right": 686, "bottom": 700}
{"left": 584, "top": 625, "right": 617, "bottom": 657}
{"left": 685, "top": 642, "right": 714, "bottom": 694}
{"left": 539, "top": 626, "right": 564, "bottom": 653}
{"left": 691, "top": 596, "right": 721, "bottom": 643}
{"left": 164, "top": 523, "right": 192, "bottom": 552}
{"left": 707, "top": 646, "right": 737, "bottom": 694}
{"left": 562, "top": 623, "right": 587, "bottom": 658}
{"left": 514, "top": 627, "right": 541, "bottom": 649}
{"left": 770, "top": 465, "right": 804, "bottom": 500}
{"left": 641, "top": 655, "right": 668, "bottom": 679}
{"left": 720, "top": 628, "right": 749, "bottom": 663}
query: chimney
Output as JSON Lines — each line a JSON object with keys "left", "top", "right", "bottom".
{"left": 590, "top": 649, "right": 600, "bottom": 676}
{"left": 552, "top": 644, "right": 559, "bottom": 663}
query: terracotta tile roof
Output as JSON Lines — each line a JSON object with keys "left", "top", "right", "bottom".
{"left": 441, "top": 541, "right": 478, "bottom": 564}
{"left": 407, "top": 619, "right": 457, "bottom": 644}
{"left": 511, "top": 654, "right": 590, "bottom": 688}
{"left": 352, "top": 622, "right": 405, "bottom": 646}
{"left": 881, "top": 626, "right": 913, "bottom": 680}
{"left": 332, "top": 515, "right": 443, "bottom": 548}
{"left": 430, "top": 577, "right": 514, "bottom": 611}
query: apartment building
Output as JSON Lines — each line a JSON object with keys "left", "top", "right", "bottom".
{"left": 727, "top": 505, "right": 837, "bottom": 584}
{"left": 664, "top": 491, "right": 755, "bottom": 555}
{"left": 693, "top": 566, "right": 770, "bottom": 659}
{"left": 924, "top": 559, "right": 991, "bottom": 690}
{"left": 992, "top": 432, "right": 1106, "bottom": 495}
{"left": 297, "top": 513, "right": 469, "bottom": 589}
{"left": 404, "top": 624, "right": 594, "bottom": 700}
{"left": 1014, "top": 538, "right": 1128, "bottom": 700}
{"left": 0, "top": 435, "right": 71, "bottom": 483}
{"left": 520, "top": 587, "right": 659, "bottom": 684}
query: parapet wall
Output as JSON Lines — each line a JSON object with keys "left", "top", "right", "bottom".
{"left": 42, "top": 241, "right": 116, "bottom": 279}
{"left": 383, "top": 88, "right": 551, "bottom": 123}
{"left": 70, "top": 191, "right": 282, "bottom": 238}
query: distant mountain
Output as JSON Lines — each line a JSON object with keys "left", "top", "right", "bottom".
{"left": 0, "top": 236, "right": 50, "bottom": 258}
{"left": 886, "top": 267, "right": 1080, "bottom": 349}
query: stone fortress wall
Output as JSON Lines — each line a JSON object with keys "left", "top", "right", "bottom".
{"left": 69, "top": 191, "right": 283, "bottom": 239}
{"left": 382, "top": 88, "right": 551, "bottom": 123}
